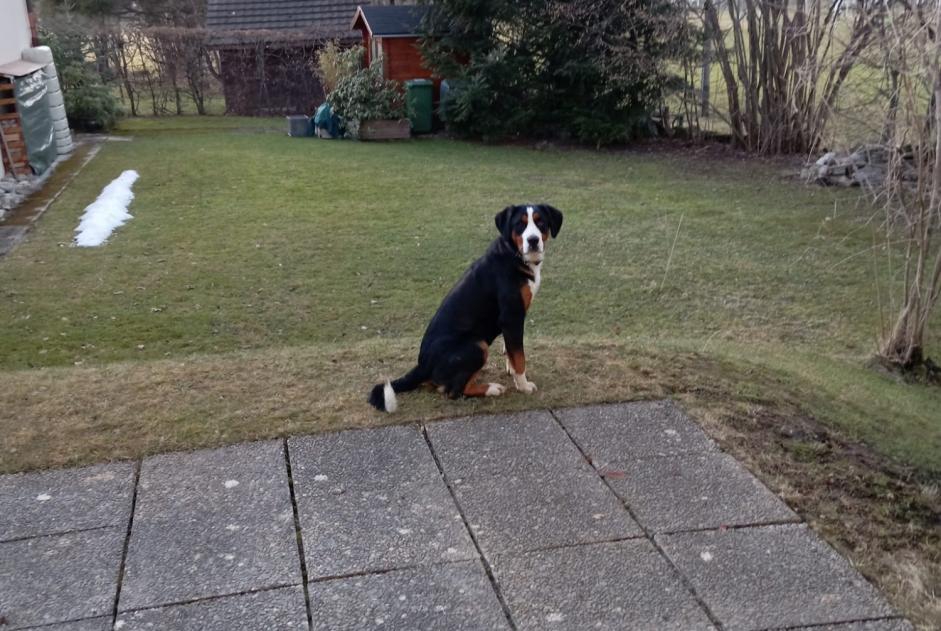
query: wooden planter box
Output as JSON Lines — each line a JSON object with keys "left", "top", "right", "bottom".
{"left": 358, "top": 119, "right": 410, "bottom": 141}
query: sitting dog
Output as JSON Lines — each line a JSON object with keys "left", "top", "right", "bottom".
{"left": 368, "top": 204, "right": 563, "bottom": 412}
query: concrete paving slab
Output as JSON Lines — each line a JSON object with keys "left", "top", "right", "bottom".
{"left": 297, "top": 481, "right": 476, "bottom": 579}
{"left": 26, "top": 618, "right": 112, "bottom": 631}
{"left": 115, "top": 586, "right": 307, "bottom": 631}
{"left": 555, "top": 401, "right": 717, "bottom": 466}
{"left": 657, "top": 524, "right": 896, "bottom": 631}
{"left": 491, "top": 539, "right": 714, "bottom": 631}
{"left": 0, "top": 462, "right": 135, "bottom": 541}
{"left": 606, "top": 452, "right": 798, "bottom": 533}
{"left": 118, "top": 441, "right": 301, "bottom": 611}
{"left": 0, "top": 528, "right": 124, "bottom": 630}
{"left": 288, "top": 425, "right": 440, "bottom": 488}
{"left": 791, "top": 620, "right": 915, "bottom": 631}
{"left": 425, "top": 410, "right": 587, "bottom": 478}
{"left": 308, "top": 560, "right": 510, "bottom": 631}
{"left": 451, "top": 468, "right": 641, "bottom": 555}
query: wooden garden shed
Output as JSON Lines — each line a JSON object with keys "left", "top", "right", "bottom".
{"left": 350, "top": 5, "right": 439, "bottom": 99}
{"left": 205, "top": 0, "right": 363, "bottom": 116}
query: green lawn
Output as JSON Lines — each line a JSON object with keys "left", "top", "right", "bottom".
{"left": 1, "top": 116, "right": 939, "bottom": 476}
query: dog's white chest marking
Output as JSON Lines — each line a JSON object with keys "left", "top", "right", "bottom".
{"left": 528, "top": 264, "right": 541, "bottom": 299}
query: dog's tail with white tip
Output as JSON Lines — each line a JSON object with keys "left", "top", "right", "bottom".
{"left": 367, "top": 365, "right": 426, "bottom": 413}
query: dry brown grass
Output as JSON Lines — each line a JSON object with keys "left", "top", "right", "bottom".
{"left": 0, "top": 339, "right": 679, "bottom": 473}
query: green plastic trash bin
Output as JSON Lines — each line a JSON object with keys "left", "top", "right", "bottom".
{"left": 405, "top": 79, "right": 434, "bottom": 134}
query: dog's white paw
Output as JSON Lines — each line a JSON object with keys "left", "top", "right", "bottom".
{"left": 514, "top": 378, "right": 537, "bottom": 394}
{"left": 485, "top": 383, "right": 506, "bottom": 396}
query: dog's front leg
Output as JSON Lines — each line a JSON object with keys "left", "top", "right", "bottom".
{"left": 501, "top": 339, "right": 513, "bottom": 376}
{"left": 501, "top": 316, "right": 537, "bottom": 394}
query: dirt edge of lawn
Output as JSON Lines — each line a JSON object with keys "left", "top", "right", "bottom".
{"left": 683, "top": 395, "right": 940, "bottom": 629}
{"left": 1, "top": 338, "right": 938, "bottom": 627}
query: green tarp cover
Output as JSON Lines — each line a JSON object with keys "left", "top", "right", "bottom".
{"left": 314, "top": 102, "right": 341, "bottom": 139}
{"left": 14, "top": 70, "right": 56, "bottom": 175}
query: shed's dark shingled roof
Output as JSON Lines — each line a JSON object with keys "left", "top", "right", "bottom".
{"left": 355, "top": 5, "right": 429, "bottom": 36}
{"left": 206, "top": 0, "right": 362, "bottom": 42}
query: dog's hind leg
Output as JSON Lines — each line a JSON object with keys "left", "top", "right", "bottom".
{"left": 462, "top": 372, "right": 506, "bottom": 397}
{"left": 436, "top": 340, "right": 505, "bottom": 398}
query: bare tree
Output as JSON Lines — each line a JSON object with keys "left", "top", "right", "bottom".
{"left": 703, "top": 0, "right": 877, "bottom": 154}
{"left": 874, "top": 1, "right": 941, "bottom": 376}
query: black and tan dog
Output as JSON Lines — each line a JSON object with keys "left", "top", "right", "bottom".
{"left": 368, "top": 204, "right": 563, "bottom": 412}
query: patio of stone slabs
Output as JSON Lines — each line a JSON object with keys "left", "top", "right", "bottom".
{"left": 0, "top": 401, "right": 913, "bottom": 631}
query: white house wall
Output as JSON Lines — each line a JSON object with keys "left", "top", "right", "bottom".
{"left": 0, "top": 0, "right": 31, "bottom": 66}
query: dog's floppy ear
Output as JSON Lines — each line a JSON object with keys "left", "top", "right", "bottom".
{"left": 494, "top": 205, "right": 516, "bottom": 238}
{"left": 538, "top": 204, "right": 564, "bottom": 238}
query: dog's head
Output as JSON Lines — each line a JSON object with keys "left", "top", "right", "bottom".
{"left": 495, "top": 204, "right": 563, "bottom": 264}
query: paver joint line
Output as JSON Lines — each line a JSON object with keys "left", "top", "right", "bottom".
{"left": 503, "top": 533, "right": 647, "bottom": 556}
{"left": 282, "top": 438, "right": 314, "bottom": 631}
{"left": 762, "top": 614, "right": 913, "bottom": 630}
{"left": 305, "top": 556, "right": 481, "bottom": 585}
{"left": 419, "top": 424, "right": 519, "bottom": 631}
{"left": 13, "top": 615, "right": 108, "bottom": 631}
{"left": 0, "top": 524, "right": 116, "bottom": 546}
{"left": 547, "top": 407, "right": 728, "bottom": 631}
{"left": 656, "top": 518, "right": 808, "bottom": 537}
{"left": 110, "top": 459, "right": 141, "bottom": 629}
{"left": 111, "top": 582, "right": 303, "bottom": 616}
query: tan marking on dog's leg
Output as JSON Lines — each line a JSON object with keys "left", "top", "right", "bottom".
{"left": 507, "top": 349, "right": 525, "bottom": 375}
{"left": 520, "top": 284, "right": 533, "bottom": 311}
{"left": 463, "top": 372, "right": 505, "bottom": 397}
{"left": 477, "top": 340, "right": 489, "bottom": 364}
{"left": 507, "top": 350, "right": 537, "bottom": 393}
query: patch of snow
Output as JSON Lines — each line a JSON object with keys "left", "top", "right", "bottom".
{"left": 314, "top": 474, "right": 329, "bottom": 482}
{"left": 700, "top": 550, "right": 714, "bottom": 562}
{"left": 36, "top": 493, "right": 51, "bottom": 501}
{"left": 546, "top": 613, "right": 564, "bottom": 623}
{"left": 73, "top": 170, "right": 139, "bottom": 247}
{"left": 223, "top": 479, "right": 239, "bottom": 489}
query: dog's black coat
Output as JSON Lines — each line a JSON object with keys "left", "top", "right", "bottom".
{"left": 368, "top": 204, "right": 563, "bottom": 411}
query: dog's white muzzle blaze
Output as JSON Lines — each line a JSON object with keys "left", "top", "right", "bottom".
{"left": 521, "top": 206, "right": 543, "bottom": 261}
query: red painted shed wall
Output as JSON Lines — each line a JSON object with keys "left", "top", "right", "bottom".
{"left": 381, "top": 38, "right": 430, "bottom": 81}
{"left": 381, "top": 37, "right": 440, "bottom": 100}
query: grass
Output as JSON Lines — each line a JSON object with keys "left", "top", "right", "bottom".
{"left": 0, "top": 116, "right": 938, "bottom": 478}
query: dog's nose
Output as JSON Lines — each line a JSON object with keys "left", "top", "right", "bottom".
{"left": 527, "top": 236, "right": 540, "bottom": 250}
